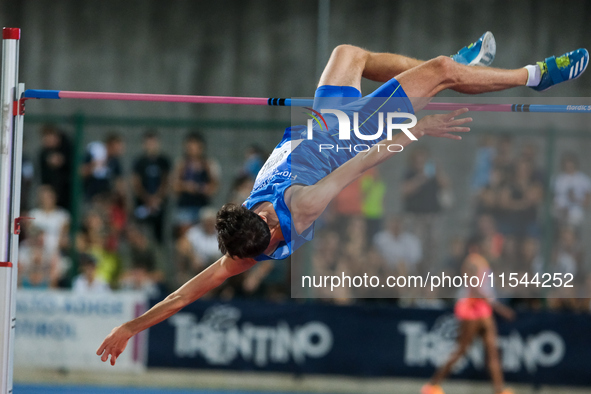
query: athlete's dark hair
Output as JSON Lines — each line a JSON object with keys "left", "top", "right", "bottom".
{"left": 216, "top": 203, "right": 271, "bottom": 259}
{"left": 143, "top": 128, "right": 158, "bottom": 139}
{"left": 185, "top": 130, "right": 205, "bottom": 144}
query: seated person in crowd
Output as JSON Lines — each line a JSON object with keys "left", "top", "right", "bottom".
{"left": 72, "top": 253, "right": 111, "bottom": 293}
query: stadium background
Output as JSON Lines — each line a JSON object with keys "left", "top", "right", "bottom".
{"left": 1, "top": 1, "right": 591, "bottom": 393}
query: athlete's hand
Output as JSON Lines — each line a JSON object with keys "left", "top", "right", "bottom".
{"left": 416, "top": 108, "right": 472, "bottom": 140}
{"left": 96, "top": 324, "right": 134, "bottom": 366}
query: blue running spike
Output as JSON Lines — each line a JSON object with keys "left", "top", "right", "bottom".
{"left": 533, "top": 48, "right": 589, "bottom": 92}
{"left": 452, "top": 31, "right": 496, "bottom": 66}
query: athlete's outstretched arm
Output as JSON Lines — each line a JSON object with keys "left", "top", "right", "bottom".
{"left": 289, "top": 109, "right": 471, "bottom": 233}
{"left": 96, "top": 255, "right": 257, "bottom": 366}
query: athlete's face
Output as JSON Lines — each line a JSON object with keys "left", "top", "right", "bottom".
{"left": 257, "top": 214, "right": 269, "bottom": 226}
{"left": 560, "top": 227, "right": 576, "bottom": 247}
{"left": 515, "top": 160, "right": 532, "bottom": 181}
{"left": 411, "top": 151, "right": 428, "bottom": 170}
{"left": 477, "top": 214, "right": 495, "bottom": 235}
{"left": 521, "top": 238, "right": 539, "bottom": 260}
{"left": 387, "top": 217, "right": 402, "bottom": 236}
{"left": 144, "top": 137, "right": 160, "bottom": 155}
{"left": 202, "top": 216, "right": 216, "bottom": 234}
{"left": 562, "top": 158, "right": 577, "bottom": 174}
{"left": 185, "top": 140, "right": 204, "bottom": 157}
{"left": 257, "top": 214, "right": 274, "bottom": 237}
{"left": 38, "top": 187, "right": 57, "bottom": 210}
{"left": 108, "top": 139, "right": 125, "bottom": 156}
{"left": 42, "top": 132, "right": 60, "bottom": 148}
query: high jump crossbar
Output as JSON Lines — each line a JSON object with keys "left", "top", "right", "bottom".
{"left": 22, "top": 89, "right": 591, "bottom": 113}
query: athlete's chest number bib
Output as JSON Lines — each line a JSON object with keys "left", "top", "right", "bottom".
{"left": 256, "top": 139, "right": 302, "bottom": 182}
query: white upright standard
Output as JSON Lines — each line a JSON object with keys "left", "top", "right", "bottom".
{"left": 0, "top": 27, "right": 24, "bottom": 394}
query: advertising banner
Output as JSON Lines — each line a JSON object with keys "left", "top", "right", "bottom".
{"left": 148, "top": 299, "right": 589, "bottom": 386}
{"left": 15, "top": 290, "right": 148, "bottom": 372}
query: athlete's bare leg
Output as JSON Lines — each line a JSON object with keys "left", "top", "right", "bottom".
{"left": 318, "top": 45, "right": 527, "bottom": 100}
{"left": 482, "top": 317, "right": 506, "bottom": 394}
{"left": 318, "top": 45, "right": 423, "bottom": 90}
{"left": 396, "top": 56, "right": 527, "bottom": 97}
{"left": 429, "top": 319, "right": 480, "bottom": 385}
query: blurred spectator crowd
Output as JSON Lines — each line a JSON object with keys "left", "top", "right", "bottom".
{"left": 311, "top": 135, "right": 591, "bottom": 312}
{"left": 18, "top": 124, "right": 283, "bottom": 301}
{"left": 17, "top": 125, "right": 591, "bottom": 312}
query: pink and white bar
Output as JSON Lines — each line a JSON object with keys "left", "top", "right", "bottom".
{"left": 60, "top": 90, "right": 271, "bottom": 105}
{"left": 25, "top": 89, "right": 271, "bottom": 105}
{"left": 23, "top": 89, "right": 591, "bottom": 113}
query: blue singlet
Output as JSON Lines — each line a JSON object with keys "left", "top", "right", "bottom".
{"left": 243, "top": 78, "right": 413, "bottom": 261}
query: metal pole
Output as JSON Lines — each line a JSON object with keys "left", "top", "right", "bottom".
{"left": 541, "top": 127, "right": 557, "bottom": 302}
{"left": 68, "top": 113, "right": 85, "bottom": 284}
{"left": 7, "top": 83, "right": 24, "bottom": 391}
{"left": 0, "top": 27, "right": 20, "bottom": 394}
